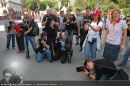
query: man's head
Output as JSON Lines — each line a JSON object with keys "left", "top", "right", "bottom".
{"left": 66, "top": 10, "right": 71, "bottom": 16}
{"left": 3, "top": 68, "right": 13, "bottom": 82}
{"left": 75, "top": 8, "right": 81, "bottom": 15}
{"left": 60, "top": 31, "right": 66, "bottom": 39}
{"left": 46, "top": 8, "right": 53, "bottom": 16}
{"left": 60, "top": 10, "right": 64, "bottom": 17}
{"left": 84, "top": 59, "right": 94, "bottom": 71}
{"left": 85, "top": 6, "right": 91, "bottom": 15}
{"left": 24, "top": 14, "right": 30, "bottom": 21}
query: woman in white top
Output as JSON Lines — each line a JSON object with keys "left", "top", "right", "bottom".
{"left": 102, "top": 9, "right": 128, "bottom": 64}
{"left": 82, "top": 10, "right": 103, "bottom": 60}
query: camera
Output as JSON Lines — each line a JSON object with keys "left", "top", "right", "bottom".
{"left": 84, "top": 19, "right": 91, "bottom": 24}
{"left": 76, "top": 66, "right": 86, "bottom": 72}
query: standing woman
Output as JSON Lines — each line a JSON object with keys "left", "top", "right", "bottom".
{"left": 82, "top": 10, "right": 103, "bottom": 60}
{"left": 15, "top": 23, "right": 24, "bottom": 53}
{"left": 102, "top": 9, "right": 128, "bottom": 64}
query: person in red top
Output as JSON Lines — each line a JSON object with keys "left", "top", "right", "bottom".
{"left": 15, "top": 23, "right": 24, "bottom": 53}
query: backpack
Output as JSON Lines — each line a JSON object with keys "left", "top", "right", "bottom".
{"left": 109, "top": 68, "right": 129, "bottom": 80}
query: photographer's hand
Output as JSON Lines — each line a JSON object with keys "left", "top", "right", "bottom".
{"left": 24, "top": 27, "right": 32, "bottom": 35}
{"left": 89, "top": 74, "right": 96, "bottom": 80}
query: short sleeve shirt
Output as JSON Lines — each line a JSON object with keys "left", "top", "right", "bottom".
{"left": 106, "top": 20, "right": 128, "bottom": 45}
{"left": 88, "top": 21, "right": 103, "bottom": 38}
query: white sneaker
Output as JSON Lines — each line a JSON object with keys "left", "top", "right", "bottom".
{"left": 128, "top": 58, "right": 130, "bottom": 61}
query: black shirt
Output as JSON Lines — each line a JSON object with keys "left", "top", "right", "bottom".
{"left": 83, "top": 14, "right": 92, "bottom": 23}
{"left": 127, "top": 29, "right": 130, "bottom": 37}
{"left": 94, "top": 59, "right": 116, "bottom": 80}
{"left": 63, "top": 14, "right": 77, "bottom": 30}
{"left": 42, "top": 14, "right": 59, "bottom": 41}
{"left": 42, "top": 14, "right": 59, "bottom": 30}
{"left": 23, "top": 19, "right": 35, "bottom": 36}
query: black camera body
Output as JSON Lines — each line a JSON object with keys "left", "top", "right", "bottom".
{"left": 84, "top": 19, "right": 91, "bottom": 24}
{"left": 76, "top": 66, "right": 86, "bottom": 72}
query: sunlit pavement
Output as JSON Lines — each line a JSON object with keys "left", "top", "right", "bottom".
{"left": 0, "top": 21, "right": 130, "bottom": 80}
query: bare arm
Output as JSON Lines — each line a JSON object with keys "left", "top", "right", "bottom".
{"left": 102, "top": 29, "right": 109, "bottom": 44}
{"left": 120, "top": 29, "right": 127, "bottom": 53}
{"left": 87, "top": 23, "right": 101, "bottom": 32}
{"left": 42, "top": 20, "right": 47, "bottom": 26}
{"left": 24, "top": 27, "right": 33, "bottom": 35}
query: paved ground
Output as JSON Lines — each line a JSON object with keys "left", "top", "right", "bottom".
{"left": 0, "top": 21, "right": 130, "bottom": 81}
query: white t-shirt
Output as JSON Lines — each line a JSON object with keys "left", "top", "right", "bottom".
{"left": 106, "top": 20, "right": 128, "bottom": 45}
{"left": 87, "top": 21, "right": 103, "bottom": 38}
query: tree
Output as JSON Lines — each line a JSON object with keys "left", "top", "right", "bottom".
{"left": 73, "top": 0, "right": 86, "bottom": 11}
{"left": 24, "top": 0, "right": 37, "bottom": 11}
{"left": 39, "top": 1, "right": 46, "bottom": 11}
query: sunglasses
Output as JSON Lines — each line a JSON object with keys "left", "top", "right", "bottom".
{"left": 127, "top": 16, "right": 130, "bottom": 17}
{"left": 26, "top": 17, "right": 29, "bottom": 19}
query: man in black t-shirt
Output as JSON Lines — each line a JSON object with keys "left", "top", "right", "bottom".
{"left": 63, "top": 11, "right": 77, "bottom": 40}
{"left": 22, "top": 15, "right": 36, "bottom": 59}
{"left": 80, "top": 6, "right": 92, "bottom": 51}
{"left": 42, "top": 9, "right": 59, "bottom": 60}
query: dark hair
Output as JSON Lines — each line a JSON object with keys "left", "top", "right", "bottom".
{"left": 76, "top": 8, "right": 80, "bottom": 11}
{"left": 84, "top": 59, "right": 93, "bottom": 66}
{"left": 3, "top": 68, "right": 13, "bottom": 76}
{"left": 86, "top": 6, "right": 91, "bottom": 10}
{"left": 60, "top": 11, "right": 64, "bottom": 14}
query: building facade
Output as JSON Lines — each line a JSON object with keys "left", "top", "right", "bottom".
{"left": 0, "top": 0, "right": 23, "bottom": 19}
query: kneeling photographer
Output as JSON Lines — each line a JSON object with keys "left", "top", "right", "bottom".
{"left": 54, "top": 31, "right": 73, "bottom": 64}
{"left": 76, "top": 59, "right": 117, "bottom": 80}
{"left": 36, "top": 37, "right": 52, "bottom": 63}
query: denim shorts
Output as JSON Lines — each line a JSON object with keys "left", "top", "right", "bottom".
{"left": 103, "top": 42, "right": 120, "bottom": 62}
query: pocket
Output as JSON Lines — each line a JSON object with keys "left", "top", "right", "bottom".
{"left": 88, "top": 38, "right": 97, "bottom": 44}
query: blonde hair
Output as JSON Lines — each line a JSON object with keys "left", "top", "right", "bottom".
{"left": 111, "top": 9, "right": 121, "bottom": 19}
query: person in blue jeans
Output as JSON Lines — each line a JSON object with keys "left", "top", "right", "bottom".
{"left": 36, "top": 38, "right": 52, "bottom": 63}
{"left": 82, "top": 10, "right": 103, "bottom": 60}
{"left": 6, "top": 21, "right": 16, "bottom": 49}
{"left": 23, "top": 15, "right": 36, "bottom": 59}
{"left": 119, "top": 42, "right": 130, "bottom": 66}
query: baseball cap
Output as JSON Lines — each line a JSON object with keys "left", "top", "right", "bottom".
{"left": 92, "top": 9, "right": 100, "bottom": 16}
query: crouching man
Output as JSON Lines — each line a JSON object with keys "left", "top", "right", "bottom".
{"left": 76, "top": 59, "right": 117, "bottom": 80}
{"left": 36, "top": 38, "right": 52, "bottom": 63}
{"left": 54, "top": 31, "right": 73, "bottom": 64}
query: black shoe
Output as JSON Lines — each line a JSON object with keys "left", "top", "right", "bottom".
{"left": 75, "top": 43, "right": 79, "bottom": 45}
{"left": 79, "top": 49, "right": 82, "bottom": 52}
{"left": 49, "top": 60, "right": 53, "bottom": 63}
{"left": 117, "top": 63, "right": 126, "bottom": 66}
{"left": 26, "top": 56, "right": 30, "bottom": 60}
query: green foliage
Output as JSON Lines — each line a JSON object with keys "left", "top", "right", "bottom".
{"left": 23, "top": 0, "right": 130, "bottom": 15}
{"left": 73, "top": 0, "right": 86, "bottom": 11}
{"left": 24, "top": 0, "right": 37, "bottom": 11}
{"left": 39, "top": 1, "right": 46, "bottom": 11}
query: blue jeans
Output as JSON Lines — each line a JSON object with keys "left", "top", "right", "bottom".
{"left": 36, "top": 49, "right": 52, "bottom": 62}
{"left": 83, "top": 40, "right": 97, "bottom": 60}
{"left": 103, "top": 42, "right": 120, "bottom": 62}
{"left": 24, "top": 36, "right": 36, "bottom": 58}
{"left": 99, "top": 74, "right": 109, "bottom": 80}
{"left": 66, "top": 29, "right": 73, "bottom": 40}
{"left": 121, "top": 42, "right": 130, "bottom": 65}
{"left": 6, "top": 34, "right": 15, "bottom": 49}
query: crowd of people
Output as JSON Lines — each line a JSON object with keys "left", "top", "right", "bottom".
{"left": 3, "top": 6, "right": 130, "bottom": 80}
